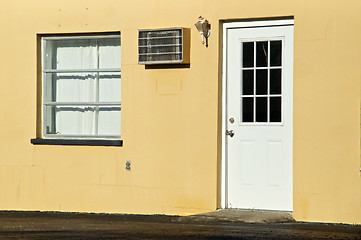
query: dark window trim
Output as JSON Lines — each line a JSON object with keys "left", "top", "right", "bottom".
{"left": 31, "top": 138, "right": 123, "bottom": 146}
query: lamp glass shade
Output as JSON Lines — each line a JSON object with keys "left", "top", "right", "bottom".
{"left": 195, "top": 22, "right": 203, "bottom": 33}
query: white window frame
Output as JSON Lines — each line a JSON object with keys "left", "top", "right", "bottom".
{"left": 41, "top": 34, "right": 121, "bottom": 140}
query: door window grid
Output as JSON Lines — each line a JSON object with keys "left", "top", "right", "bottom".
{"left": 241, "top": 39, "right": 283, "bottom": 124}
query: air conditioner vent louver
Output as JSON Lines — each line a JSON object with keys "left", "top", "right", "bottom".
{"left": 138, "top": 28, "right": 190, "bottom": 64}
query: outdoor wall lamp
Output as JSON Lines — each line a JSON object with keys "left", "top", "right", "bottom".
{"left": 195, "top": 16, "right": 211, "bottom": 47}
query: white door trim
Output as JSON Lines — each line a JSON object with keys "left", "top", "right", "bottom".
{"left": 221, "top": 19, "right": 294, "bottom": 209}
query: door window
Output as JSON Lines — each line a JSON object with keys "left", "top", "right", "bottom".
{"left": 241, "top": 40, "right": 283, "bottom": 123}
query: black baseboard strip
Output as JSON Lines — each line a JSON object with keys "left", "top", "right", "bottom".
{"left": 31, "top": 138, "right": 123, "bottom": 146}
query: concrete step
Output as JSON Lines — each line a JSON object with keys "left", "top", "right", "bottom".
{"left": 178, "top": 209, "right": 295, "bottom": 223}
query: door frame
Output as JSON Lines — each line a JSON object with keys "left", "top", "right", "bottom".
{"left": 221, "top": 19, "right": 294, "bottom": 209}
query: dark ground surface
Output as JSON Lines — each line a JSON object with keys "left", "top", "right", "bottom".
{"left": 0, "top": 211, "right": 360, "bottom": 240}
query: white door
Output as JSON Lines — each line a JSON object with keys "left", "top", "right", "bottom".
{"left": 224, "top": 21, "right": 294, "bottom": 211}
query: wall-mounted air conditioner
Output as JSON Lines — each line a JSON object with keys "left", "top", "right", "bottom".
{"left": 138, "top": 28, "right": 190, "bottom": 65}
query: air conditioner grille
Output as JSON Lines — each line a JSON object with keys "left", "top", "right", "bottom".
{"left": 138, "top": 28, "right": 190, "bottom": 64}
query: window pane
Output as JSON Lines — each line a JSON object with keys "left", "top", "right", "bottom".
{"left": 270, "top": 97, "right": 281, "bottom": 122}
{"left": 99, "top": 72, "right": 121, "bottom": 102}
{"left": 44, "top": 39, "right": 98, "bottom": 70}
{"left": 242, "top": 97, "right": 254, "bottom": 122}
{"left": 256, "top": 41, "right": 268, "bottom": 67}
{"left": 45, "top": 106, "right": 121, "bottom": 137}
{"left": 242, "top": 70, "right": 254, "bottom": 95}
{"left": 270, "top": 69, "right": 282, "bottom": 94}
{"left": 270, "top": 40, "right": 282, "bottom": 66}
{"left": 242, "top": 42, "right": 254, "bottom": 68}
{"left": 45, "top": 73, "right": 97, "bottom": 103}
{"left": 43, "top": 72, "right": 55, "bottom": 103}
{"left": 99, "top": 38, "right": 121, "bottom": 69}
{"left": 256, "top": 69, "right": 267, "bottom": 95}
{"left": 256, "top": 97, "right": 267, "bottom": 122}
{"left": 45, "top": 106, "right": 96, "bottom": 136}
{"left": 98, "top": 107, "right": 121, "bottom": 136}
{"left": 44, "top": 105, "right": 56, "bottom": 134}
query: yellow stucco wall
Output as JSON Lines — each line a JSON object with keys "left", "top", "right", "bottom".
{"left": 0, "top": 0, "right": 360, "bottom": 224}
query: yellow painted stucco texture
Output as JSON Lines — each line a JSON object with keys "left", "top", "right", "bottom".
{"left": 0, "top": 0, "right": 360, "bottom": 224}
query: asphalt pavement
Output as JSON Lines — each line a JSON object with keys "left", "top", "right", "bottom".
{"left": 0, "top": 210, "right": 359, "bottom": 239}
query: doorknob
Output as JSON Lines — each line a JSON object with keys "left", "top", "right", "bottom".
{"left": 226, "top": 130, "right": 234, "bottom": 137}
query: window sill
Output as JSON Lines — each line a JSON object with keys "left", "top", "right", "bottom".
{"left": 31, "top": 138, "right": 123, "bottom": 146}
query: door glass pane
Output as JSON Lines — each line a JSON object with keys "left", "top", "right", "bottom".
{"left": 256, "top": 69, "right": 267, "bottom": 95}
{"left": 242, "top": 70, "right": 254, "bottom": 95}
{"left": 242, "top": 97, "right": 254, "bottom": 122}
{"left": 270, "top": 69, "right": 281, "bottom": 94}
{"left": 270, "top": 40, "right": 282, "bottom": 67}
{"left": 256, "top": 41, "right": 268, "bottom": 67}
{"left": 270, "top": 97, "right": 281, "bottom": 122}
{"left": 256, "top": 97, "right": 267, "bottom": 122}
{"left": 242, "top": 42, "right": 254, "bottom": 68}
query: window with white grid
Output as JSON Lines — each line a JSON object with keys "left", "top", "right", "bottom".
{"left": 241, "top": 39, "right": 283, "bottom": 124}
{"left": 41, "top": 34, "right": 121, "bottom": 139}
